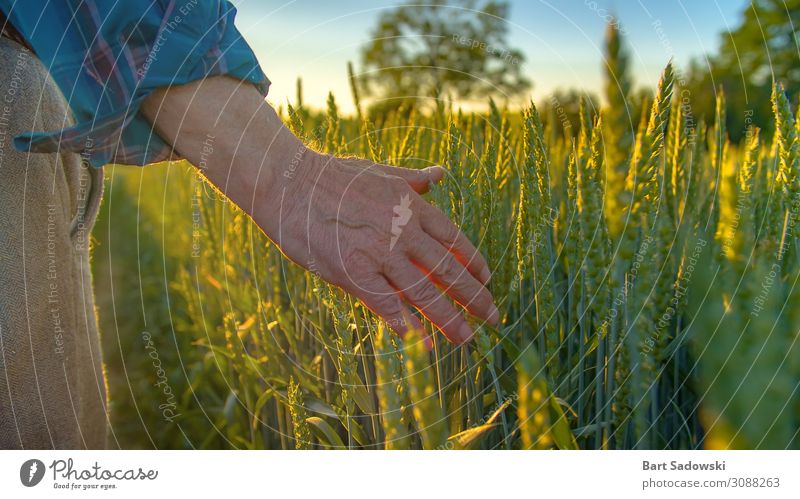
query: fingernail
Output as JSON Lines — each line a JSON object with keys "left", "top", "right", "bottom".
{"left": 488, "top": 304, "right": 500, "bottom": 326}
{"left": 426, "top": 166, "right": 444, "bottom": 182}
{"left": 480, "top": 267, "right": 492, "bottom": 284}
{"left": 458, "top": 323, "right": 475, "bottom": 343}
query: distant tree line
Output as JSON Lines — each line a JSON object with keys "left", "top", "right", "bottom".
{"left": 355, "top": 0, "right": 798, "bottom": 144}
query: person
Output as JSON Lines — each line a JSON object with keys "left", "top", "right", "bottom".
{"left": 0, "top": 1, "right": 498, "bottom": 449}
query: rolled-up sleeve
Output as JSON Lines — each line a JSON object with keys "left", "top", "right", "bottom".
{"left": 0, "top": 0, "right": 269, "bottom": 168}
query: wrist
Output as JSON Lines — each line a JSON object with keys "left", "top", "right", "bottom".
{"left": 228, "top": 139, "right": 322, "bottom": 238}
{"left": 208, "top": 108, "right": 311, "bottom": 219}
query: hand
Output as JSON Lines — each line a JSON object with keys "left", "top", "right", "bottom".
{"left": 256, "top": 152, "right": 499, "bottom": 345}
{"left": 142, "top": 77, "right": 498, "bottom": 345}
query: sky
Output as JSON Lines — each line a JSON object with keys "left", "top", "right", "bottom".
{"left": 231, "top": 0, "right": 750, "bottom": 113}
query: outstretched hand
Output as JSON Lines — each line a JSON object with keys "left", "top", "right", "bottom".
{"left": 142, "top": 76, "right": 498, "bottom": 345}
{"left": 262, "top": 153, "right": 499, "bottom": 345}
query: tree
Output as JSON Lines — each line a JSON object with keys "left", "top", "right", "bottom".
{"left": 685, "top": 0, "right": 800, "bottom": 142}
{"left": 359, "top": 0, "right": 531, "bottom": 112}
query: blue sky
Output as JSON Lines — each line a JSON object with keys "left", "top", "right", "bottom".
{"left": 231, "top": 1, "right": 749, "bottom": 113}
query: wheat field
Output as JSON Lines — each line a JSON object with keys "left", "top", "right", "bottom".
{"left": 91, "top": 35, "right": 800, "bottom": 450}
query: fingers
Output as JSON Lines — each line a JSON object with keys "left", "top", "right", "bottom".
{"left": 339, "top": 157, "right": 444, "bottom": 194}
{"left": 419, "top": 202, "right": 492, "bottom": 285}
{"left": 409, "top": 237, "right": 499, "bottom": 327}
{"left": 353, "top": 274, "right": 432, "bottom": 349}
{"left": 384, "top": 262, "right": 475, "bottom": 344}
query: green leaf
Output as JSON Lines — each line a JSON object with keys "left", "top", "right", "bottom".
{"left": 251, "top": 388, "right": 276, "bottom": 430}
{"left": 303, "top": 396, "right": 339, "bottom": 419}
{"left": 346, "top": 419, "right": 371, "bottom": 447}
{"left": 352, "top": 384, "right": 377, "bottom": 415}
{"left": 306, "top": 417, "right": 346, "bottom": 448}
{"left": 549, "top": 396, "right": 578, "bottom": 449}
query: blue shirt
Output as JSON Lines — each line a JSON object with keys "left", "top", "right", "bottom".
{"left": 0, "top": 0, "right": 270, "bottom": 168}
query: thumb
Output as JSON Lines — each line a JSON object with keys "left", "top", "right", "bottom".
{"left": 338, "top": 157, "right": 445, "bottom": 193}
{"left": 379, "top": 165, "right": 444, "bottom": 194}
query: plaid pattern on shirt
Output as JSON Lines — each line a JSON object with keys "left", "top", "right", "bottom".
{"left": 0, "top": 0, "right": 269, "bottom": 168}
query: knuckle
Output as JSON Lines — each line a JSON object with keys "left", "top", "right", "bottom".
{"left": 455, "top": 278, "right": 480, "bottom": 305}
{"left": 370, "top": 289, "right": 401, "bottom": 315}
{"left": 413, "top": 281, "right": 442, "bottom": 309}
{"left": 343, "top": 248, "right": 377, "bottom": 278}
{"left": 403, "top": 225, "right": 425, "bottom": 246}
{"left": 381, "top": 255, "right": 406, "bottom": 277}
{"left": 443, "top": 221, "right": 461, "bottom": 244}
{"left": 386, "top": 174, "right": 410, "bottom": 194}
{"left": 451, "top": 275, "right": 488, "bottom": 311}
{"left": 469, "top": 287, "right": 493, "bottom": 312}
{"left": 439, "top": 254, "right": 463, "bottom": 281}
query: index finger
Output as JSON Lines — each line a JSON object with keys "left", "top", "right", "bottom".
{"left": 418, "top": 202, "right": 491, "bottom": 285}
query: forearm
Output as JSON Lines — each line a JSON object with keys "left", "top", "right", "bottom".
{"left": 141, "top": 76, "right": 303, "bottom": 235}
